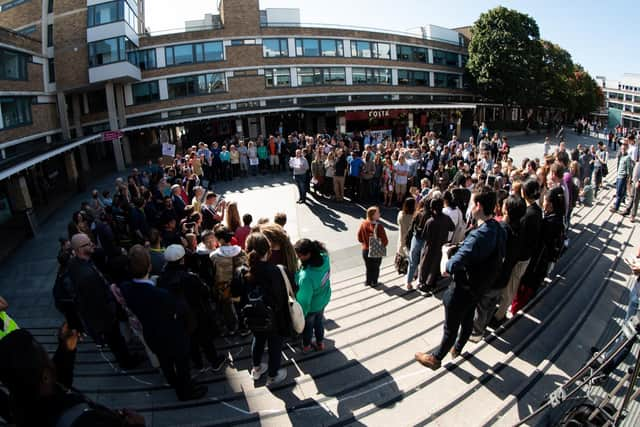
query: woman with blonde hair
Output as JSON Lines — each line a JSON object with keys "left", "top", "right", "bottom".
{"left": 191, "top": 186, "right": 205, "bottom": 213}
{"left": 259, "top": 223, "right": 298, "bottom": 274}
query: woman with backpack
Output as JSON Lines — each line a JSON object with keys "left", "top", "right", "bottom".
{"left": 244, "top": 232, "right": 294, "bottom": 386}
{"left": 294, "top": 239, "right": 331, "bottom": 353}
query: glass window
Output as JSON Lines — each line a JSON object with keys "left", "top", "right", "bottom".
{"left": 297, "top": 67, "right": 315, "bottom": 86}
{"left": 351, "top": 41, "right": 372, "bottom": 58}
{"left": 203, "top": 41, "right": 223, "bottom": 61}
{"left": 398, "top": 70, "right": 430, "bottom": 86}
{"left": 297, "top": 67, "right": 345, "bottom": 86}
{"left": 167, "top": 73, "right": 225, "bottom": 99}
{"left": 88, "top": 36, "right": 129, "bottom": 67}
{"left": 47, "top": 24, "right": 53, "bottom": 47}
{"left": 47, "top": 0, "right": 53, "bottom": 13}
{"left": 434, "top": 72, "right": 459, "bottom": 88}
{"left": 0, "top": 97, "right": 32, "bottom": 129}
{"left": 295, "top": 38, "right": 320, "bottom": 56}
{"left": 352, "top": 67, "right": 367, "bottom": 84}
{"left": 47, "top": 58, "right": 54, "bottom": 83}
{"left": 131, "top": 81, "right": 159, "bottom": 104}
{"left": 397, "top": 45, "right": 427, "bottom": 62}
{"left": 87, "top": 1, "right": 137, "bottom": 30}
{"left": 373, "top": 43, "right": 390, "bottom": 59}
{"left": 351, "top": 67, "right": 391, "bottom": 85}
{"left": 433, "top": 49, "right": 459, "bottom": 66}
{"left": 128, "top": 49, "right": 156, "bottom": 70}
{"left": 320, "top": 39, "right": 343, "bottom": 57}
{"left": 172, "top": 44, "right": 193, "bottom": 65}
{"left": 0, "top": 48, "right": 28, "bottom": 80}
{"left": 263, "top": 38, "right": 288, "bottom": 57}
{"left": 265, "top": 68, "right": 290, "bottom": 88}
{"left": 323, "top": 67, "right": 345, "bottom": 85}
{"left": 165, "top": 41, "right": 223, "bottom": 66}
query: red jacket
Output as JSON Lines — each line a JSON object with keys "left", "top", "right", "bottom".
{"left": 357, "top": 220, "right": 389, "bottom": 250}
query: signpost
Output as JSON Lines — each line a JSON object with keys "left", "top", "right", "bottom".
{"left": 102, "top": 130, "right": 123, "bottom": 141}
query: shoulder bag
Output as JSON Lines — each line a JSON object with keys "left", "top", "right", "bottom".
{"left": 368, "top": 224, "right": 387, "bottom": 258}
{"left": 277, "top": 265, "right": 306, "bottom": 334}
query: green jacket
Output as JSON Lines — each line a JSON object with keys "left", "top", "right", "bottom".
{"left": 295, "top": 253, "right": 331, "bottom": 316}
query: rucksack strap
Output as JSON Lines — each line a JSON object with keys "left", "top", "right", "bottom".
{"left": 55, "top": 402, "right": 91, "bottom": 427}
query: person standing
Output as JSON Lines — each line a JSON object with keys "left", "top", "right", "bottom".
{"left": 244, "top": 233, "right": 292, "bottom": 386}
{"left": 290, "top": 149, "right": 310, "bottom": 204}
{"left": 592, "top": 142, "right": 608, "bottom": 196}
{"left": 623, "top": 135, "right": 640, "bottom": 222}
{"left": 357, "top": 206, "right": 389, "bottom": 287}
{"left": 611, "top": 141, "right": 633, "bottom": 213}
{"left": 294, "top": 239, "right": 331, "bottom": 353}
{"left": 417, "top": 198, "right": 455, "bottom": 292}
{"left": 415, "top": 187, "right": 506, "bottom": 369}
{"left": 394, "top": 155, "right": 410, "bottom": 204}
{"left": 396, "top": 198, "right": 416, "bottom": 259}
{"left": 333, "top": 149, "right": 348, "bottom": 202}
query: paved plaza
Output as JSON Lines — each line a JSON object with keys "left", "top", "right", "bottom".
{"left": 2, "top": 132, "right": 640, "bottom": 426}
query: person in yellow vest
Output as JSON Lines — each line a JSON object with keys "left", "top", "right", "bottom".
{"left": 0, "top": 296, "right": 19, "bottom": 341}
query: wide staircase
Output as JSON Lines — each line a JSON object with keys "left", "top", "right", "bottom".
{"left": 10, "top": 166, "right": 640, "bottom": 427}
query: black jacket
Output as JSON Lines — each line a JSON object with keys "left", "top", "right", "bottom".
{"left": 247, "top": 261, "right": 294, "bottom": 337}
{"left": 519, "top": 203, "right": 542, "bottom": 262}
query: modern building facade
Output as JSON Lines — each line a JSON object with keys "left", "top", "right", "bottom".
{"left": 0, "top": 0, "right": 474, "bottom": 244}
{"left": 597, "top": 74, "right": 640, "bottom": 129}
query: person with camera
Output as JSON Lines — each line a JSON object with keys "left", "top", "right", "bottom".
{"left": 201, "top": 191, "right": 225, "bottom": 231}
{"left": 415, "top": 187, "right": 506, "bottom": 370}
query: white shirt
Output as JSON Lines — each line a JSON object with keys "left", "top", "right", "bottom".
{"left": 394, "top": 162, "right": 409, "bottom": 185}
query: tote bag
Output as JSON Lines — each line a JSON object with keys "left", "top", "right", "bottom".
{"left": 277, "top": 265, "right": 306, "bottom": 334}
{"left": 368, "top": 224, "right": 387, "bottom": 258}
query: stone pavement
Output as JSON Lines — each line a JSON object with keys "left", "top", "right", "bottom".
{"left": 2, "top": 132, "right": 639, "bottom": 426}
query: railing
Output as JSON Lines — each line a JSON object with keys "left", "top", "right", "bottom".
{"left": 260, "top": 22, "right": 465, "bottom": 47}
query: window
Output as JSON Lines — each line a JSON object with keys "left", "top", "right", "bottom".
{"left": 47, "top": 0, "right": 52, "bottom": 13}
{"left": 0, "top": 97, "right": 32, "bottom": 129}
{"left": 433, "top": 49, "right": 459, "bottom": 66}
{"left": 0, "top": 0, "right": 29, "bottom": 12}
{"left": 398, "top": 70, "right": 430, "bottom": 86}
{"left": 396, "top": 45, "right": 427, "bottom": 63}
{"left": 434, "top": 72, "right": 460, "bottom": 89}
{"left": 0, "top": 48, "right": 28, "bottom": 80}
{"left": 47, "top": 24, "right": 53, "bottom": 47}
{"left": 265, "top": 68, "right": 290, "bottom": 87}
{"left": 262, "top": 38, "right": 288, "bottom": 57}
{"left": 351, "top": 67, "right": 391, "bottom": 85}
{"left": 47, "top": 58, "right": 54, "bottom": 83}
{"left": 87, "top": 1, "right": 137, "bottom": 31}
{"left": 128, "top": 49, "right": 156, "bottom": 70}
{"left": 351, "top": 41, "right": 390, "bottom": 59}
{"left": 88, "top": 36, "right": 132, "bottom": 67}
{"left": 295, "top": 38, "right": 344, "bottom": 57}
{"left": 167, "top": 72, "right": 225, "bottom": 99}
{"left": 461, "top": 55, "right": 468, "bottom": 68}
{"left": 625, "top": 94, "right": 633, "bottom": 101}
{"left": 17, "top": 25, "right": 36, "bottom": 36}
{"left": 296, "top": 67, "right": 345, "bottom": 86}
{"left": 165, "top": 41, "right": 223, "bottom": 66}
{"left": 131, "top": 81, "right": 159, "bottom": 104}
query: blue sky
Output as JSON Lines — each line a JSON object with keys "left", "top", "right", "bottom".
{"left": 145, "top": 0, "right": 638, "bottom": 80}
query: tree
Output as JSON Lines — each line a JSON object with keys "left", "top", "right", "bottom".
{"left": 466, "top": 6, "right": 544, "bottom": 109}
{"left": 539, "top": 41, "right": 574, "bottom": 108}
{"left": 567, "top": 65, "right": 604, "bottom": 117}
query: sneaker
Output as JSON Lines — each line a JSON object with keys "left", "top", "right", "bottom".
{"left": 266, "top": 368, "right": 287, "bottom": 387}
{"left": 468, "top": 333, "right": 484, "bottom": 343}
{"left": 415, "top": 352, "right": 441, "bottom": 370}
{"left": 301, "top": 345, "right": 313, "bottom": 354}
{"left": 210, "top": 355, "right": 228, "bottom": 372}
{"left": 314, "top": 341, "right": 325, "bottom": 351}
{"left": 250, "top": 363, "right": 268, "bottom": 381}
{"left": 450, "top": 348, "right": 460, "bottom": 359}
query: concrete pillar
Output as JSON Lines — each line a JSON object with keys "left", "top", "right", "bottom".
{"left": 7, "top": 175, "right": 36, "bottom": 236}
{"left": 115, "top": 84, "right": 127, "bottom": 129}
{"left": 64, "top": 151, "right": 79, "bottom": 190}
{"left": 259, "top": 116, "right": 266, "bottom": 136}
{"left": 72, "top": 94, "right": 84, "bottom": 137}
{"left": 78, "top": 145, "right": 90, "bottom": 172}
{"left": 235, "top": 118, "right": 244, "bottom": 136}
{"left": 56, "top": 91, "right": 71, "bottom": 139}
{"left": 121, "top": 135, "right": 133, "bottom": 165}
{"left": 105, "top": 81, "right": 125, "bottom": 171}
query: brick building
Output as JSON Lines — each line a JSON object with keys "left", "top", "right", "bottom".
{"left": 0, "top": 0, "right": 474, "bottom": 243}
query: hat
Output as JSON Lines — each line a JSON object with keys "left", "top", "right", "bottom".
{"left": 171, "top": 184, "right": 180, "bottom": 192}
{"left": 164, "top": 244, "right": 185, "bottom": 262}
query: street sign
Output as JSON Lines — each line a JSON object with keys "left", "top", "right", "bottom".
{"left": 102, "top": 130, "right": 123, "bottom": 141}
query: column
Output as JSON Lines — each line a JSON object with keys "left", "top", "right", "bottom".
{"left": 78, "top": 145, "right": 90, "bottom": 172}
{"left": 7, "top": 175, "right": 37, "bottom": 236}
{"left": 56, "top": 91, "right": 71, "bottom": 139}
{"left": 235, "top": 118, "right": 244, "bottom": 136}
{"left": 121, "top": 135, "right": 133, "bottom": 165}
{"left": 105, "top": 81, "right": 125, "bottom": 171}
{"left": 115, "top": 83, "right": 132, "bottom": 165}
{"left": 72, "top": 94, "right": 84, "bottom": 138}
{"left": 64, "top": 151, "right": 79, "bottom": 189}
{"left": 259, "top": 116, "right": 266, "bottom": 136}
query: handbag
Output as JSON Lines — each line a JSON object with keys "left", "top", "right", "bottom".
{"left": 394, "top": 253, "right": 408, "bottom": 275}
{"left": 277, "top": 265, "right": 306, "bottom": 334}
{"left": 368, "top": 224, "right": 387, "bottom": 258}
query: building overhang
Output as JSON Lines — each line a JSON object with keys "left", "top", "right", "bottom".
{"left": 89, "top": 61, "right": 141, "bottom": 84}
{"left": 304, "top": 103, "right": 477, "bottom": 112}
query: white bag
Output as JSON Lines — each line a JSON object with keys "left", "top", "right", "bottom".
{"left": 277, "top": 265, "right": 306, "bottom": 334}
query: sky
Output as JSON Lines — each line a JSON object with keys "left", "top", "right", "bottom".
{"left": 144, "top": 0, "right": 639, "bottom": 81}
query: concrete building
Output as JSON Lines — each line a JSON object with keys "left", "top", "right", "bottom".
{"left": 0, "top": 0, "right": 474, "bottom": 244}
{"left": 597, "top": 73, "right": 640, "bottom": 129}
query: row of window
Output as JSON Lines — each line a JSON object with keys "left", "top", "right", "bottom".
{"left": 87, "top": 0, "right": 138, "bottom": 31}
{"left": 0, "top": 48, "right": 28, "bottom": 81}
{"left": 164, "top": 41, "right": 223, "bottom": 66}
{"left": 0, "top": 0, "right": 28, "bottom": 12}
{"left": 261, "top": 38, "right": 463, "bottom": 66}
{"left": 88, "top": 36, "right": 134, "bottom": 67}
{"left": 0, "top": 97, "right": 32, "bottom": 130}
{"left": 131, "top": 67, "right": 461, "bottom": 104}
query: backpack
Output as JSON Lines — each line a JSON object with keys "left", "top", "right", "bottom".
{"left": 241, "top": 286, "right": 275, "bottom": 333}
{"left": 53, "top": 267, "right": 76, "bottom": 313}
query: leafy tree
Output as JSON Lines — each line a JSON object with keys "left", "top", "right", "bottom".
{"left": 539, "top": 41, "right": 573, "bottom": 108}
{"left": 466, "top": 6, "right": 544, "bottom": 108}
{"left": 567, "top": 65, "right": 604, "bottom": 117}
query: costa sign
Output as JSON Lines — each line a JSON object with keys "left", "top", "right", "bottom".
{"left": 345, "top": 109, "right": 406, "bottom": 121}
{"left": 368, "top": 110, "right": 390, "bottom": 118}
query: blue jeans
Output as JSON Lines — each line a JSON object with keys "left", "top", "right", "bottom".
{"left": 615, "top": 176, "right": 628, "bottom": 210}
{"left": 294, "top": 174, "right": 307, "bottom": 201}
{"left": 302, "top": 310, "right": 325, "bottom": 346}
{"left": 406, "top": 236, "right": 424, "bottom": 284}
{"left": 602, "top": 278, "right": 639, "bottom": 375}
{"left": 252, "top": 333, "right": 283, "bottom": 377}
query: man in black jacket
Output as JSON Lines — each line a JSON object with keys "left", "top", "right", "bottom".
{"left": 119, "top": 245, "right": 207, "bottom": 401}
{"left": 67, "top": 233, "right": 138, "bottom": 369}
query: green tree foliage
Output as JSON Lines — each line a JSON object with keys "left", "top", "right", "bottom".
{"left": 467, "top": 7, "right": 603, "bottom": 117}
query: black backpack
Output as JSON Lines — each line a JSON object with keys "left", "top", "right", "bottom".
{"left": 241, "top": 285, "right": 274, "bottom": 333}
{"left": 53, "top": 267, "right": 76, "bottom": 313}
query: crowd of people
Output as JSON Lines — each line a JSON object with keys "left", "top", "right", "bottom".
{"left": 0, "top": 123, "right": 639, "bottom": 426}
